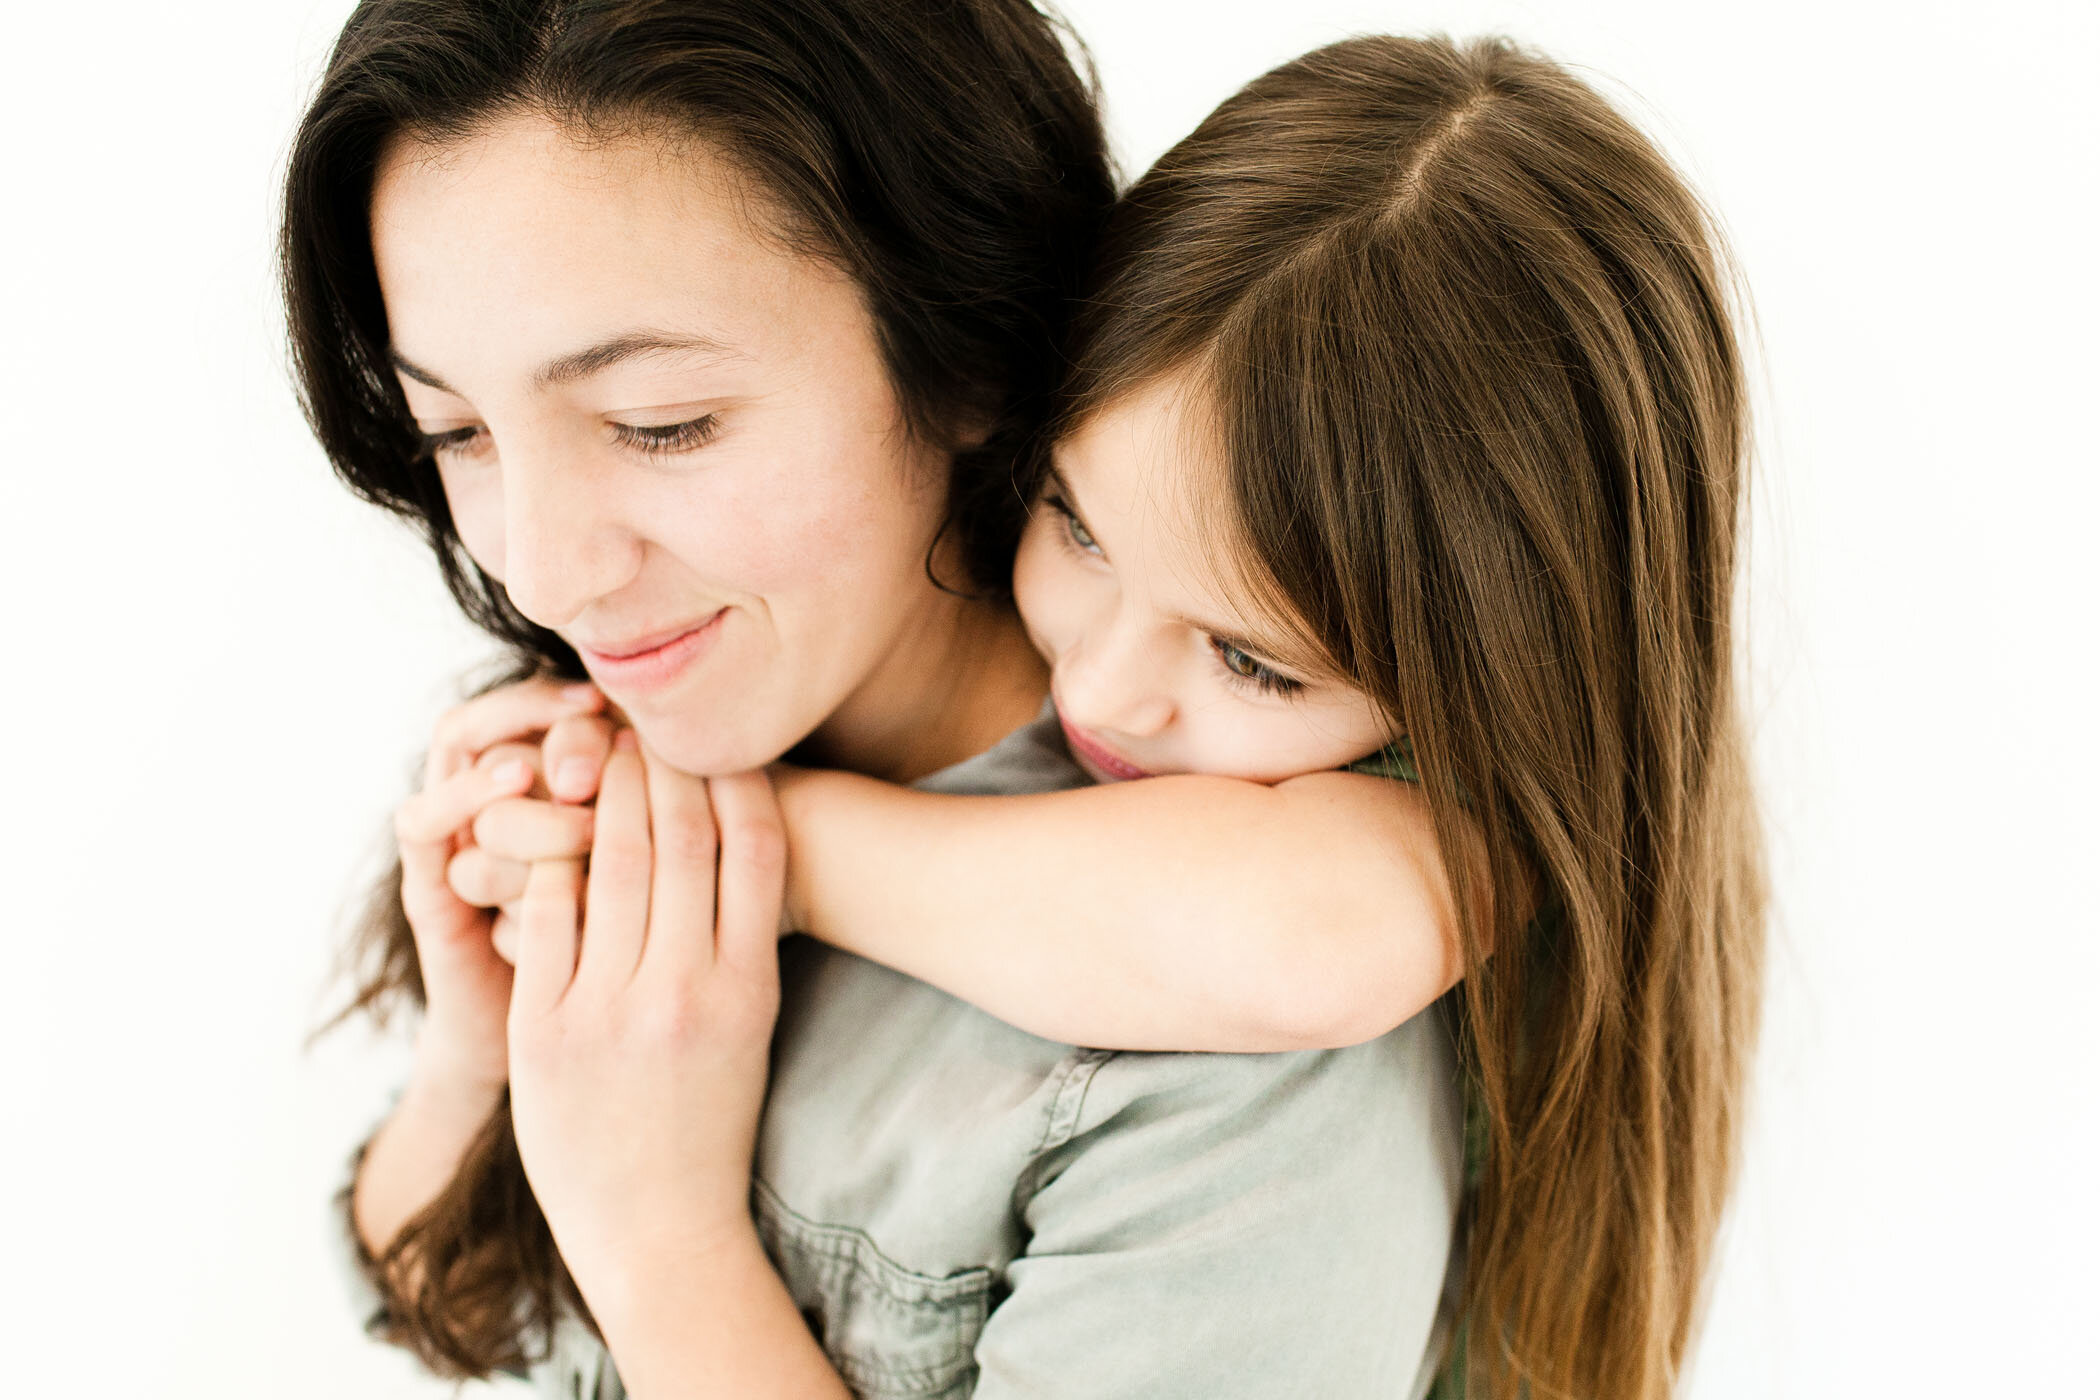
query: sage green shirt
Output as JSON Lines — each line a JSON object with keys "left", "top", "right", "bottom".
{"left": 340, "top": 708, "right": 1465, "bottom": 1397}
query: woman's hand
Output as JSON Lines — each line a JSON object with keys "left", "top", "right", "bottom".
{"left": 389, "top": 676, "right": 606, "bottom": 1090}
{"left": 504, "top": 730, "right": 788, "bottom": 1304}
{"left": 446, "top": 714, "right": 625, "bottom": 961}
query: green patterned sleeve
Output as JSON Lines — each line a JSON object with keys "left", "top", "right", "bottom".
{"left": 1345, "top": 736, "right": 1421, "bottom": 784}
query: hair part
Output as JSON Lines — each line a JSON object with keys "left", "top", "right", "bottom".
{"left": 1059, "top": 35, "right": 1765, "bottom": 1399}
{"left": 287, "top": 0, "right": 1110, "bottom": 1377}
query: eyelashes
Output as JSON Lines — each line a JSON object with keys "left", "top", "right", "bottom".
{"left": 1042, "top": 490, "right": 1101, "bottom": 556}
{"left": 420, "top": 424, "right": 488, "bottom": 459}
{"left": 1211, "top": 637, "right": 1303, "bottom": 697}
{"left": 610, "top": 413, "right": 720, "bottom": 455}
{"left": 419, "top": 413, "right": 722, "bottom": 463}
{"left": 1040, "top": 489, "right": 1304, "bottom": 699}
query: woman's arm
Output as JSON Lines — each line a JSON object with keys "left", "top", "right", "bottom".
{"left": 774, "top": 767, "right": 1475, "bottom": 1052}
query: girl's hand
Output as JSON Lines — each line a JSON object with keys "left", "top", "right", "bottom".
{"left": 390, "top": 676, "right": 605, "bottom": 1090}
{"left": 505, "top": 731, "right": 787, "bottom": 1297}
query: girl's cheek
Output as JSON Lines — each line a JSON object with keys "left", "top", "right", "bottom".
{"left": 1010, "top": 519, "right": 1073, "bottom": 662}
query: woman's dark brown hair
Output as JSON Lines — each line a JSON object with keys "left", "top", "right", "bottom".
{"left": 1055, "top": 35, "right": 1765, "bottom": 1399}
{"left": 284, "top": 0, "right": 1110, "bottom": 1377}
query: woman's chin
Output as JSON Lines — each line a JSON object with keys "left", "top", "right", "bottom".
{"left": 623, "top": 713, "right": 783, "bottom": 778}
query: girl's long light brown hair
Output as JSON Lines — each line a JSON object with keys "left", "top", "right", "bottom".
{"left": 1049, "top": 35, "right": 1766, "bottom": 1399}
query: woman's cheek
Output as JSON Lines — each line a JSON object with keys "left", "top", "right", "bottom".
{"left": 440, "top": 467, "right": 508, "bottom": 580}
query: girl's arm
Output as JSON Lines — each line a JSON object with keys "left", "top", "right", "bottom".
{"left": 773, "top": 767, "right": 1476, "bottom": 1052}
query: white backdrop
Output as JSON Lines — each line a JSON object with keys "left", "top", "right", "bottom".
{"left": 2, "top": 1, "right": 2093, "bottom": 1394}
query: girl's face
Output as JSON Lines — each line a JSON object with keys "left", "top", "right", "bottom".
{"left": 369, "top": 113, "right": 953, "bottom": 776}
{"left": 1012, "top": 374, "right": 1391, "bottom": 785}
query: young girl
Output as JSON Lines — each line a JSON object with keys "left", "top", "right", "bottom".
{"left": 432, "top": 32, "right": 1763, "bottom": 1399}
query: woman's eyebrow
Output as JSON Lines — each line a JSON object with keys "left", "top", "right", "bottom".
{"left": 389, "top": 330, "right": 746, "bottom": 397}
{"left": 530, "top": 330, "right": 746, "bottom": 389}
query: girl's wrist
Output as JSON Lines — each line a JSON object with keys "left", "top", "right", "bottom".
{"left": 769, "top": 762, "right": 823, "bottom": 934}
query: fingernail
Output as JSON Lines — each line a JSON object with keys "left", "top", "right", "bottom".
{"left": 491, "top": 759, "right": 531, "bottom": 787}
{"left": 555, "top": 758, "right": 595, "bottom": 797}
{"left": 562, "top": 683, "right": 600, "bottom": 705}
{"left": 615, "top": 729, "right": 639, "bottom": 753}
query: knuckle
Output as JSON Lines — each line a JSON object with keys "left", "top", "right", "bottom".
{"left": 726, "top": 814, "right": 787, "bottom": 870}
{"left": 658, "top": 812, "right": 719, "bottom": 868}
{"left": 469, "top": 799, "right": 516, "bottom": 850}
{"left": 638, "top": 995, "right": 706, "bottom": 1048}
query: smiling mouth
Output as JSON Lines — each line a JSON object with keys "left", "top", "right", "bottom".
{"left": 1055, "top": 711, "right": 1151, "bottom": 782}
{"left": 581, "top": 615, "right": 719, "bottom": 659}
{"left": 576, "top": 609, "right": 729, "bottom": 691}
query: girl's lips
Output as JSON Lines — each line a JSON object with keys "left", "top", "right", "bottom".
{"left": 579, "top": 609, "right": 727, "bottom": 693}
{"left": 1056, "top": 711, "right": 1151, "bottom": 782}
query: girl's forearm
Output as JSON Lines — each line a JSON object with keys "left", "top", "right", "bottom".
{"left": 777, "top": 769, "right": 1464, "bottom": 1051}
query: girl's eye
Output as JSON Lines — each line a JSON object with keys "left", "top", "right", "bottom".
{"left": 1211, "top": 637, "right": 1303, "bottom": 697}
{"left": 612, "top": 413, "right": 721, "bottom": 456}
{"left": 1044, "top": 492, "right": 1102, "bottom": 557}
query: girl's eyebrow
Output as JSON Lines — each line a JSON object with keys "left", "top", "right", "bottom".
{"left": 390, "top": 330, "right": 745, "bottom": 397}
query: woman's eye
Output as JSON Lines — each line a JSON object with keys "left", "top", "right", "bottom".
{"left": 1212, "top": 638, "right": 1302, "bottom": 697}
{"left": 612, "top": 413, "right": 721, "bottom": 456}
{"left": 422, "top": 425, "right": 490, "bottom": 462}
{"left": 1044, "top": 492, "right": 1102, "bottom": 557}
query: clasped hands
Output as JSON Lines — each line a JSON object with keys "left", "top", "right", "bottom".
{"left": 393, "top": 676, "right": 786, "bottom": 1307}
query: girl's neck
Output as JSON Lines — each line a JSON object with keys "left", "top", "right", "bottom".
{"left": 797, "top": 585, "right": 1048, "bottom": 786}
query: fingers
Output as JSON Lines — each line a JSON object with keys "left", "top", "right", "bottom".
{"left": 472, "top": 740, "right": 546, "bottom": 787}
{"left": 638, "top": 737, "right": 720, "bottom": 980}
{"left": 448, "top": 844, "right": 530, "bottom": 910}
{"left": 542, "top": 713, "right": 618, "bottom": 803}
{"left": 577, "top": 729, "right": 653, "bottom": 991}
{"left": 510, "top": 858, "right": 585, "bottom": 1020}
{"left": 471, "top": 795, "right": 596, "bottom": 862}
{"left": 490, "top": 905, "right": 523, "bottom": 965}
{"left": 426, "top": 676, "right": 603, "bottom": 787}
{"left": 396, "top": 758, "right": 536, "bottom": 923}
{"left": 705, "top": 770, "right": 788, "bottom": 982}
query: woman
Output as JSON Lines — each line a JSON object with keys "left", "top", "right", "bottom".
{"left": 288, "top": 2, "right": 1465, "bottom": 1396}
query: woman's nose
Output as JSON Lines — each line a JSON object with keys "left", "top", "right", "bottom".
{"left": 498, "top": 450, "right": 636, "bottom": 629}
{"left": 1056, "top": 614, "right": 1176, "bottom": 738}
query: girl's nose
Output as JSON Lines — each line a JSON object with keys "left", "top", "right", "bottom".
{"left": 1056, "top": 615, "right": 1176, "bottom": 739}
{"left": 498, "top": 447, "right": 637, "bottom": 629}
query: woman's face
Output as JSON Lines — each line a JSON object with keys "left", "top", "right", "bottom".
{"left": 1012, "top": 374, "right": 1391, "bottom": 786}
{"left": 369, "top": 112, "right": 949, "bottom": 775}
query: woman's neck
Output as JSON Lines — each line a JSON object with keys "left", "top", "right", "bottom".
{"left": 797, "top": 587, "right": 1049, "bottom": 786}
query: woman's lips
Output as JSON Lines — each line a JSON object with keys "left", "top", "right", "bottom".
{"left": 1056, "top": 711, "right": 1151, "bottom": 782}
{"left": 578, "top": 609, "right": 727, "bottom": 693}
